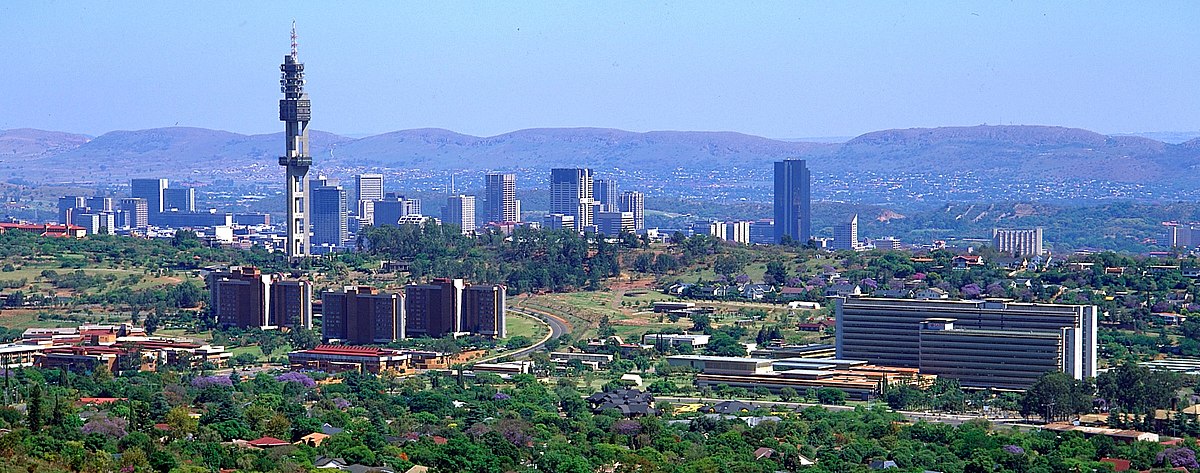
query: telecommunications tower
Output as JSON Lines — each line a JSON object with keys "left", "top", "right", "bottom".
{"left": 279, "top": 21, "right": 312, "bottom": 258}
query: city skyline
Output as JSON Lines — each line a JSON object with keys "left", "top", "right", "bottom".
{"left": 3, "top": 3, "right": 1197, "bottom": 139}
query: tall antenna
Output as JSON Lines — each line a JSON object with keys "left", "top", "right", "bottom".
{"left": 290, "top": 20, "right": 298, "bottom": 60}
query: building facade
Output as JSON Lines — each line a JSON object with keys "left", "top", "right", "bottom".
{"left": 773, "top": 159, "right": 811, "bottom": 244}
{"left": 550, "top": 168, "right": 594, "bottom": 232}
{"left": 543, "top": 213, "right": 575, "bottom": 230}
{"left": 208, "top": 266, "right": 312, "bottom": 330}
{"left": 322, "top": 286, "right": 404, "bottom": 344}
{"left": 310, "top": 176, "right": 348, "bottom": 248}
{"left": 130, "top": 178, "right": 167, "bottom": 224}
{"left": 404, "top": 278, "right": 464, "bottom": 338}
{"left": 832, "top": 214, "right": 859, "bottom": 251}
{"left": 462, "top": 284, "right": 507, "bottom": 338}
{"left": 993, "top": 228, "right": 1044, "bottom": 256}
{"left": 354, "top": 173, "right": 384, "bottom": 205}
{"left": 593, "top": 179, "right": 619, "bottom": 212}
{"left": 118, "top": 198, "right": 149, "bottom": 231}
{"left": 163, "top": 187, "right": 195, "bottom": 212}
{"left": 618, "top": 190, "right": 645, "bottom": 231}
{"left": 595, "top": 211, "right": 635, "bottom": 237}
{"left": 443, "top": 195, "right": 476, "bottom": 234}
{"left": 372, "top": 193, "right": 421, "bottom": 227}
{"left": 483, "top": 173, "right": 519, "bottom": 224}
{"left": 834, "top": 297, "right": 1097, "bottom": 389}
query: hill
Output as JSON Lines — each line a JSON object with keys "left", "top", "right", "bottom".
{"left": 1, "top": 124, "right": 1198, "bottom": 189}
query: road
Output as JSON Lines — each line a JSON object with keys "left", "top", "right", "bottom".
{"left": 506, "top": 308, "right": 568, "bottom": 359}
{"left": 656, "top": 396, "right": 1040, "bottom": 429}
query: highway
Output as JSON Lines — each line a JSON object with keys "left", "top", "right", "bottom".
{"left": 506, "top": 308, "right": 569, "bottom": 359}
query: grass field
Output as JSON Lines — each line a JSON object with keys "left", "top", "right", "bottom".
{"left": 506, "top": 311, "right": 548, "bottom": 340}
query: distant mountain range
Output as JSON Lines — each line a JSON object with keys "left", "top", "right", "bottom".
{"left": 1, "top": 125, "right": 1198, "bottom": 187}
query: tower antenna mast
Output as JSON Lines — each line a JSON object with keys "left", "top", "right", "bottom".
{"left": 291, "top": 20, "right": 298, "bottom": 60}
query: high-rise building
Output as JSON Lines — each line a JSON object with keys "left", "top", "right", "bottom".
{"left": 73, "top": 212, "right": 112, "bottom": 235}
{"left": 57, "top": 196, "right": 85, "bottom": 225}
{"left": 86, "top": 197, "right": 113, "bottom": 213}
{"left": 310, "top": 176, "right": 348, "bottom": 248}
{"left": 1166, "top": 223, "right": 1200, "bottom": 248}
{"left": 373, "top": 193, "right": 421, "bottom": 227}
{"left": 462, "top": 284, "right": 507, "bottom": 338}
{"left": 163, "top": 187, "right": 196, "bottom": 212}
{"left": 443, "top": 195, "right": 476, "bottom": 234}
{"left": 550, "top": 168, "right": 594, "bottom": 232}
{"left": 209, "top": 266, "right": 272, "bottom": 328}
{"left": 483, "top": 173, "right": 519, "bottom": 224}
{"left": 773, "top": 159, "right": 811, "bottom": 244}
{"left": 593, "top": 179, "right": 619, "bottom": 212}
{"left": 834, "top": 297, "right": 1097, "bottom": 390}
{"left": 404, "top": 278, "right": 464, "bottom": 338}
{"left": 271, "top": 279, "right": 313, "bottom": 329}
{"left": 619, "top": 191, "right": 645, "bottom": 231}
{"left": 993, "top": 228, "right": 1044, "bottom": 256}
{"left": 832, "top": 215, "right": 859, "bottom": 251}
{"left": 130, "top": 178, "right": 168, "bottom": 224}
{"left": 118, "top": 198, "right": 149, "bottom": 231}
{"left": 354, "top": 173, "right": 384, "bottom": 205}
{"left": 321, "top": 286, "right": 404, "bottom": 344}
{"left": 691, "top": 220, "right": 726, "bottom": 239}
{"left": 595, "top": 211, "right": 635, "bottom": 237}
{"left": 749, "top": 219, "right": 775, "bottom": 245}
{"left": 725, "top": 221, "right": 752, "bottom": 244}
{"left": 278, "top": 23, "right": 313, "bottom": 259}
{"left": 208, "top": 266, "right": 312, "bottom": 329}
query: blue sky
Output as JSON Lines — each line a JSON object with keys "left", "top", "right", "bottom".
{"left": 1, "top": 1, "right": 1197, "bottom": 138}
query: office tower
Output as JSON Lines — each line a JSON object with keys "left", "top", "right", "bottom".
{"left": 118, "top": 198, "right": 149, "bottom": 231}
{"left": 278, "top": 23, "right": 313, "bottom": 259}
{"left": 619, "top": 191, "right": 645, "bottom": 231}
{"left": 725, "top": 221, "right": 752, "bottom": 244}
{"left": 162, "top": 187, "right": 196, "bottom": 212}
{"left": 86, "top": 197, "right": 113, "bottom": 213}
{"left": 355, "top": 173, "right": 384, "bottom": 204}
{"left": 404, "top": 278, "right": 464, "bottom": 338}
{"left": 993, "top": 228, "right": 1044, "bottom": 256}
{"left": 73, "top": 213, "right": 102, "bottom": 235}
{"left": 356, "top": 200, "right": 375, "bottom": 227}
{"left": 878, "top": 237, "right": 902, "bottom": 250}
{"left": 834, "top": 297, "right": 1097, "bottom": 390}
{"left": 484, "top": 173, "right": 519, "bottom": 224}
{"left": 593, "top": 179, "right": 619, "bottom": 212}
{"left": 543, "top": 213, "right": 575, "bottom": 230}
{"left": 550, "top": 168, "right": 594, "bottom": 232}
{"left": 322, "top": 286, "right": 404, "bottom": 344}
{"left": 773, "top": 159, "right": 811, "bottom": 244}
{"left": 209, "top": 266, "right": 273, "bottom": 328}
{"left": 832, "top": 215, "right": 859, "bottom": 251}
{"left": 270, "top": 280, "right": 313, "bottom": 329}
{"left": 373, "top": 193, "right": 421, "bottom": 227}
{"left": 310, "top": 176, "right": 348, "bottom": 247}
{"left": 1165, "top": 223, "right": 1200, "bottom": 248}
{"left": 749, "top": 219, "right": 775, "bottom": 245}
{"left": 58, "top": 196, "right": 85, "bottom": 225}
{"left": 691, "top": 220, "right": 726, "bottom": 238}
{"left": 463, "top": 284, "right": 507, "bottom": 338}
{"left": 443, "top": 195, "right": 476, "bottom": 234}
{"left": 595, "top": 211, "right": 635, "bottom": 236}
{"left": 208, "top": 266, "right": 312, "bottom": 329}
{"left": 130, "top": 178, "right": 168, "bottom": 224}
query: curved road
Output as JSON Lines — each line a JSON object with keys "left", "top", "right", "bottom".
{"left": 506, "top": 308, "right": 569, "bottom": 359}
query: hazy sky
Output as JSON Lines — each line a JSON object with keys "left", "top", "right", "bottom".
{"left": 2, "top": 1, "right": 1197, "bottom": 139}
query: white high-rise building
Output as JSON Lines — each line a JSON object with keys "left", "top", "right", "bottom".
{"left": 443, "top": 195, "right": 476, "bottom": 234}
{"left": 993, "top": 228, "right": 1044, "bottom": 256}
{"left": 355, "top": 173, "right": 385, "bottom": 204}
{"left": 619, "top": 191, "right": 645, "bottom": 231}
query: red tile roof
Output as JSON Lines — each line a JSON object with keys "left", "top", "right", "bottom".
{"left": 1101, "top": 457, "right": 1131, "bottom": 472}
{"left": 246, "top": 436, "right": 291, "bottom": 447}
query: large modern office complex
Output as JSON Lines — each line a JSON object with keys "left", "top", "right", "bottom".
{"left": 834, "top": 297, "right": 1097, "bottom": 390}
{"left": 773, "top": 159, "right": 811, "bottom": 244}
{"left": 993, "top": 227, "right": 1045, "bottom": 256}
{"left": 310, "top": 176, "right": 348, "bottom": 248}
{"left": 618, "top": 190, "right": 645, "bottom": 231}
{"left": 208, "top": 266, "right": 313, "bottom": 330}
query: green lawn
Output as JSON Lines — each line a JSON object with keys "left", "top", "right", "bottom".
{"left": 506, "top": 311, "right": 548, "bottom": 340}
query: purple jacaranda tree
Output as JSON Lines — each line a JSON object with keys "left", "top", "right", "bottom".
{"left": 961, "top": 283, "right": 982, "bottom": 298}
{"left": 190, "top": 375, "right": 232, "bottom": 389}
{"left": 82, "top": 415, "right": 129, "bottom": 438}
{"left": 275, "top": 372, "right": 316, "bottom": 388}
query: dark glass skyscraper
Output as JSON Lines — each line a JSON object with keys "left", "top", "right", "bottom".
{"left": 773, "top": 159, "right": 811, "bottom": 244}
